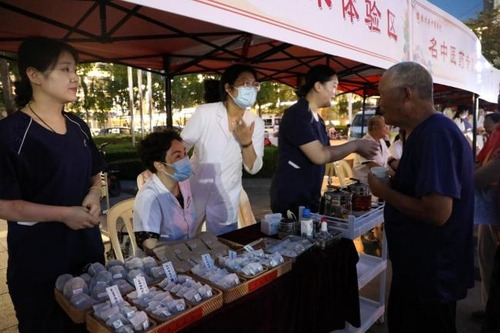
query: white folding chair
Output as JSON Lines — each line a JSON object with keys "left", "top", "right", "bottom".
{"left": 106, "top": 198, "right": 138, "bottom": 262}
{"left": 333, "top": 159, "right": 353, "bottom": 187}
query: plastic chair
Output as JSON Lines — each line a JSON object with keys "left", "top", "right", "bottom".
{"left": 333, "top": 159, "right": 353, "bottom": 187}
{"left": 136, "top": 170, "right": 152, "bottom": 191}
{"left": 106, "top": 198, "right": 138, "bottom": 262}
{"left": 323, "top": 159, "right": 354, "bottom": 188}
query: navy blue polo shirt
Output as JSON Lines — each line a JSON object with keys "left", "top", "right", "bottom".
{"left": 0, "top": 111, "right": 105, "bottom": 289}
{"left": 385, "top": 113, "right": 474, "bottom": 302}
{"left": 270, "top": 98, "right": 329, "bottom": 216}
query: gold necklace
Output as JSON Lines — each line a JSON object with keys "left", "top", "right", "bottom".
{"left": 28, "top": 103, "right": 56, "bottom": 133}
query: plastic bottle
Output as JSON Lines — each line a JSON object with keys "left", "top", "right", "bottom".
{"left": 316, "top": 221, "right": 331, "bottom": 242}
{"left": 300, "top": 208, "right": 313, "bottom": 238}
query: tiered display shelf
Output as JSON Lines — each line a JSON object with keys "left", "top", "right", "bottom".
{"left": 312, "top": 203, "right": 387, "bottom": 333}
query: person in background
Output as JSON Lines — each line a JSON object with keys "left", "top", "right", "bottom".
{"left": 476, "top": 107, "right": 486, "bottom": 150}
{"left": 352, "top": 115, "right": 392, "bottom": 183}
{"left": 472, "top": 112, "right": 500, "bottom": 322}
{"left": 478, "top": 152, "right": 500, "bottom": 333}
{"left": 133, "top": 130, "right": 196, "bottom": 252}
{"left": 0, "top": 37, "right": 104, "bottom": 333}
{"left": 270, "top": 65, "right": 378, "bottom": 217}
{"left": 453, "top": 104, "right": 473, "bottom": 144}
{"left": 375, "top": 105, "right": 392, "bottom": 148}
{"left": 181, "top": 64, "right": 265, "bottom": 235}
{"left": 369, "top": 62, "right": 474, "bottom": 332}
{"left": 387, "top": 128, "right": 406, "bottom": 172}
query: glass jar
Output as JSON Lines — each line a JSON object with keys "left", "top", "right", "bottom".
{"left": 329, "top": 189, "right": 352, "bottom": 219}
{"left": 349, "top": 182, "right": 372, "bottom": 211}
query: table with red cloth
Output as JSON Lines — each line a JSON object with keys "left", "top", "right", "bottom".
{"left": 180, "top": 223, "right": 360, "bottom": 333}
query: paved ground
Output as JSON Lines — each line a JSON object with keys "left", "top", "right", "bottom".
{"left": 0, "top": 177, "right": 484, "bottom": 332}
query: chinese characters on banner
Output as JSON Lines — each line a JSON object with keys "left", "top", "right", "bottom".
{"left": 417, "top": 10, "right": 474, "bottom": 71}
{"left": 318, "top": 0, "right": 399, "bottom": 42}
{"left": 136, "top": 0, "right": 500, "bottom": 101}
{"left": 411, "top": 1, "right": 481, "bottom": 91}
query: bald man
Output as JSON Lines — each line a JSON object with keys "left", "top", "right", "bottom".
{"left": 369, "top": 62, "right": 474, "bottom": 333}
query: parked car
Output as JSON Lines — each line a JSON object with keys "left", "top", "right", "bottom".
{"left": 262, "top": 115, "right": 281, "bottom": 134}
{"left": 98, "top": 127, "right": 131, "bottom": 136}
{"left": 348, "top": 107, "right": 377, "bottom": 140}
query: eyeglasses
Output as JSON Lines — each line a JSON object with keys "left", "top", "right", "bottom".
{"left": 235, "top": 80, "right": 261, "bottom": 91}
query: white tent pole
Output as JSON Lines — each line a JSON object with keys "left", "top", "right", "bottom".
{"left": 137, "top": 69, "right": 144, "bottom": 139}
{"left": 127, "top": 67, "right": 135, "bottom": 146}
{"left": 147, "top": 71, "right": 153, "bottom": 133}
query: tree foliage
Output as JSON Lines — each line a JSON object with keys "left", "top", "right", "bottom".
{"left": 466, "top": 6, "right": 500, "bottom": 68}
{"left": 171, "top": 74, "right": 204, "bottom": 109}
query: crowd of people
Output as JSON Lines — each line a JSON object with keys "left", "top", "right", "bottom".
{"left": 0, "top": 36, "right": 499, "bottom": 333}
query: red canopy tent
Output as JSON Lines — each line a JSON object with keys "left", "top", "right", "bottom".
{"left": 0, "top": 0, "right": 496, "bottom": 126}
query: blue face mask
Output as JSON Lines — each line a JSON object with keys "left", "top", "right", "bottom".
{"left": 162, "top": 156, "right": 192, "bottom": 182}
{"left": 230, "top": 86, "right": 257, "bottom": 109}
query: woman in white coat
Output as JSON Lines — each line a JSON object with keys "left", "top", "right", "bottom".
{"left": 133, "top": 130, "right": 197, "bottom": 251}
{"left": 181, "top": 64, "right": 265, "bottom": 235}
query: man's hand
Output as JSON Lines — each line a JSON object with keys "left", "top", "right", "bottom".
{"left": 367, "top": 173, "right": 391, "bottom": 199}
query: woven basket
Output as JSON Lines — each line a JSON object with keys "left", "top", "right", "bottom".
{"left": 54, "top": 288, "right": 91, "bottom": 324}
{"left": 148, "top": 288, "right": 223, "bottom": 332}
{"left": 86, "top": 288, "right": 223, "bottom": 333}
{"left": 86, "top": 311, "right": 157, "bottom": 333}
{"left": 192, "top": 258, "right": 292, "bottom": 303}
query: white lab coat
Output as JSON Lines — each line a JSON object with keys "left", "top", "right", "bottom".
{"left": 181, "top": 102, "right": 265, "bottom": 235}
{"left": 133, "top": 174, "right": 197, "bottom": 241}
{"left": 353, "top": 133, "right": 391, "bottom": 184}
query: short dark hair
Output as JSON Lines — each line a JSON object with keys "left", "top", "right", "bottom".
{"left": 203, "top": 79, "right": 221, "bottom": 103}
{"left": 453, "top": 105, "right": 470, "bottom": 119}
{"left": 136, "top": 130, "right": 183, "bottom": 173}
{"left": 220, "top": 64, "right": 257, "bottom": 102}
{"left": 485, "top": 112, "right": 500, "bottom": 124}
{"left": 15, "top": 36, "right": 79, "bottom": 108}
{"left": 296, "top": 65, "right": 337, "bottom": 98}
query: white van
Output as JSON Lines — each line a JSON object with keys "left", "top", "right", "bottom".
{"left": 348, "top": 107, "right": 377, "bottom": 140}
{"left": 262, "top": 115, "right": 282, "bottom": 134}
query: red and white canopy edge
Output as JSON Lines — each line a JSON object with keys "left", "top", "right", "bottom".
{"left": 125, "top": 0, "right": 499, "bottom": 103}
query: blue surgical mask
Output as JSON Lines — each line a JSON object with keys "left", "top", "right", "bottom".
{"left": 230, "top": 86, "right": 257, "bottom": 109}
{"left": 162, "top": 156, "right": 192, "bottom": 182}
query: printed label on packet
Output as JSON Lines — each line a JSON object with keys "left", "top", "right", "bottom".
{"left": 228, "top": 249, "right": 237, "bottom": 259}
{"left": 112, "top": 319, "right": 124, "bottom": 329}
{"left": 201, "top": 253, "right": 214, "bottom": 269}
{"left": 163, "top": 261, "right": 178, "bottom": 282}
{"left": 243, "top": 244, "right": 255, "bottom": 253}
{"left": 106, "top": 285, "right": 123, "bottom": 305}
{"left": 133, "top": 275, "right": 149, "bottom": 297}
{"left": 72, "top": 288, "right": 83, "bottom": 295}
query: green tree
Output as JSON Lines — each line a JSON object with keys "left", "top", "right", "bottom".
{"left": 466, "top": 7, "right": 500, "bottom": 68}
{"left": 256, "top": 82, "right": 296, "bottom": 116}
{"left": 171, "top": 74, "right": 204, "bottom": 110}
{"left": 335, "top": 95, "right": 349, "bottom": 117}
{"left": 71, "top": 63, "right": 113, "bottom": 125}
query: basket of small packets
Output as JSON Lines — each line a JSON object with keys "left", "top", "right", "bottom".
{"left": 85, "top": 261, "right": 222, "bottom": 332}
{"left": 189, "top": 245, "right": 292, "bottom": 303}
{"left": 54, "top": 256, "right": 164, "bottom": 324}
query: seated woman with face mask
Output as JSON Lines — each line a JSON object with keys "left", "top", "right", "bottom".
{"left": 133, "top": 130, "right": 198, "bottom": 252}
